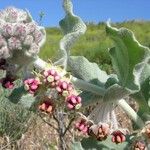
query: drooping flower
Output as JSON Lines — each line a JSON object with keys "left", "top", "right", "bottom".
{"left": 89, "top": 123, "right": 110, "bottom": 141}
{"left": 111, "top": 130, "right": 127, "bottom": 144}
{"left": 75, "top": 118, "right": 93, "bottom": 134}
{"left": 38, "top": 100, "right": 54, "bottom": 114}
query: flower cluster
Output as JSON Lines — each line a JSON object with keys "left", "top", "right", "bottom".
{"left": 74, "top": 115, "right": 129, "bottom": 145}
{"left": 0, "top": 7, "right": 46, "bottom": 61}
{"left": 23, "top": 66, "right": 82, "bottom": 112}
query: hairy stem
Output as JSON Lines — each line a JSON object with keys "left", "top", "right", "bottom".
{"left": 117, "top": 99, "right": 144, "bottom": 128}
{"left": 71, "top": 77, "right": 105, "bottom": 96}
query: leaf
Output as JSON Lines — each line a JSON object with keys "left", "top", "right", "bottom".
{"left": 106, "top": 23, "right": 150, "bottom": 93}
{"left": 54, "top": 0, "right": 87, "bottom": 68}
{"left": 104, "top": 84, "right": 130, "bottom": 102}
{"left": 79, "top": 91, "right": 102, "bottom": 107}
{"left": 72, "top": 141, "right": 84, "bottom": 150}
{"left": 81, "top": 137, "right": 129, "bottom": 150}
{"left": 68, "top": 56, "right": 109, "bottom": 106}
{"left": 104, "top": 23, "right": 150, "bottom": 103}
{"left": 68, "top": 56, "right": 108, "bottom": 86}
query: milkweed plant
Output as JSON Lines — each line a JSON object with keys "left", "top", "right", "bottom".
{"left": 0, "top": 0, "right": 150, "bottom": 149}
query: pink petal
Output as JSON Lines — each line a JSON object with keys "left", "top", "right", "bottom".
{"left": 67, "top": 103, "right": 74, "bottom": 109}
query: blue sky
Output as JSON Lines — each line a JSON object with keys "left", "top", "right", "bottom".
{"left": 0, "top": 0, "right": 150, "bottom": 27}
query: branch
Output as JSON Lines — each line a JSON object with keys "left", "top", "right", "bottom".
{"left": 38, "top": 113, "right": 59, "bottom": 131}
{"left": 63, "top": 117, "right": 75, "bottom": 136}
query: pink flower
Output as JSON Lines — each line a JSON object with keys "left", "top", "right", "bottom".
{"left": 89, "top": 123, "right": 110, "bottom": 141}
{"left": 66, "top": 95, "right": 82, "bottom": 110}
{"left": 56, "top": 81, "right": 73, "bottom": 97}
{"left": 75, "top": 119, "right": 91, "bottom": 134}
{"left": 111, "top": 130, "right": 126, "bottom": 144}
{"left": 0, "top": 75, "right": 15, "bottom": 89}
{"left": 43, "top": 69, "right": 61, "bottom": 87}
{"left": 24, "top": 78, "right": 40, "bottom": 94}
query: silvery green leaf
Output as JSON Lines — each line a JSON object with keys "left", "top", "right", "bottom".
{"left": 55, "top": 0, "right": 87, "bottom": 68}
{"left": 81, "top": 137, "right": 129, "bottom": 150}
{"left": 68, "top": 56, "right": 108, "bottom": 106}
{"left": 72, "top": 141, "right": 84, "bottom": 150}
{"left": 106, "top": 23, "right": 150, "bottom": 93}
{"left": 105, "top": 23, "right": 150, "bottom": 102}
{"left": 68, "top": 56, "right": 108, "bottom": 86}
{"left": 104, "top": 84, "right": 130, "bottom": 102}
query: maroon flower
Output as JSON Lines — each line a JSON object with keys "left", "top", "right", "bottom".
{"left": 38, "top": 100, "right": 54, "bottom": 114}
{"left": 111, "top": 130, "right": 126, "bottom": 144}
{"left": 0, "top": 75, "right": 15, "bottom": 89}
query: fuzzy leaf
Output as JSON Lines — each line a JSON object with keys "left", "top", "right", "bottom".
{"left": 104, "top": 23, "right": 150, "bottom": 102}
{"left": 81, "top": 137, "right": 129, "bottom": 150}
{"left": 68, "top": 56, "right": 109, "bottom": 106}
{"left": 54, "top": 0, "right": 87, "bottom": 67}
{"left": 68, "top": 56, "right": 108, "bottom": 86}
{"left": 106, "top": 23, "right": 150, "bottom": 92}
{"left": 72, "top": 141, "right": 84, "bottom": 150}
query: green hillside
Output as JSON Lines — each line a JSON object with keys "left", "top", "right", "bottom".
{"left": 40, "top": 21, "right": 150, "bottom": 73}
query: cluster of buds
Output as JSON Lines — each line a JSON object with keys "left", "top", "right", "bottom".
{"left": 89, "top": 123, "right": 110, "bottom": 141}
{"left": 56, "top": 81, "right": 73, "bottom": 97}
{"left": 43, "top": 69, "right": 60, "bottom": 87}
{"left": 24, "top": 78, "right": 41, "bottom": 94}
{"left": 23, "top": 65, "right": 82, "bottom": 112}
{"left": 38, "top": 99, "right": 54, "bottom": 114}
{"left": 0, "top": 7, "right": 46, "bottom": 64}
{"left": 66, "top": 95, "right": 82, "bottom": 110}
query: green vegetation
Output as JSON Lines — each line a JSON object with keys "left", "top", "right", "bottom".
{"left": 40, "top": 20, "right": 150, "bottom": 73}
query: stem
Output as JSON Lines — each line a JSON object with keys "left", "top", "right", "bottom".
{"left": 117, "top": 99, "right": 144, "bottom": 128}
{"left": 71, "top": 77, "right": 105, "bottom": 96}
